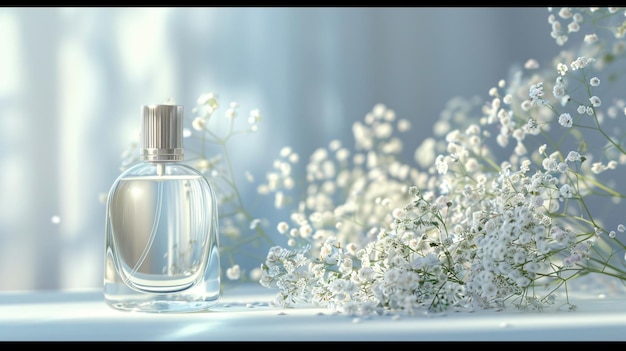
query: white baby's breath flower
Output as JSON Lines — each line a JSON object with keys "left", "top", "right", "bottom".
{"left": 524, "top": 58, "right": 540, "bottom": 69}
{"left": 277, "top": 221, "right": 289, "bottom": 234}
{"left": 192, "top": 117, "right": 206, "bottom": 131}
{"left": 585, "top": 33, "right": 599, "bottom": 43}
{"left": 248, "top": 109, "right": 262, "bottom": 124}
{"left": 590, "top": 96, "right": 601, "bottom": 107}
{"left": 226, "top": 264, "right": 241, "bottom": 280}
{"left": 566, "top": 150, "right": 581, "bottom": 162}
{"left": 435, "top": 154, "right": 448, "bottom": 175}
{"left": 558, "top": 113, "right": 573, "bottom": 127}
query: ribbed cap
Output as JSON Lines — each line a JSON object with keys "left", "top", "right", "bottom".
{"left": 140, "top": 104, "right": 184, "bottom": 161}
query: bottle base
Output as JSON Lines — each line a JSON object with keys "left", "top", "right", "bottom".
{"left": 105, "top": 296, "right": 219, "bottom": 313}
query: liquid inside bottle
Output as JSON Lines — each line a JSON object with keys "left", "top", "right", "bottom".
{"left": 104, "top": 104, "right": 220, "bottom": 313}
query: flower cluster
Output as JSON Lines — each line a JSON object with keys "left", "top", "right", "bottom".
{"left": 258, "top": 7, "right": 626, "bottom": 315}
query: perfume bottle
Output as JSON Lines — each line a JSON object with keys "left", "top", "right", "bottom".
{"left": 104, "top": 104, "right": 220, "bottom": 313}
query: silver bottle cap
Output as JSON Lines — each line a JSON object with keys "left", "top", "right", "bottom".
{"left": 140, "top": 104, "right": 184, "bottom": 161}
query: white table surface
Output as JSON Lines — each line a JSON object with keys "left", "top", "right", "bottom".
{"left": 1, "top": 282, "right": 626, "bottom": 342}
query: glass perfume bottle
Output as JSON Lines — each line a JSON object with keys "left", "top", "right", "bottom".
{"left": 104, "top": 104, "right": 220, "bottom": 313}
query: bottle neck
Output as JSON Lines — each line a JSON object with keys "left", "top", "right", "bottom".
{"left": 139, "top": 159, "right": 184, "bottom": 177}
{"left": 140, "top": 148, "right": 184, "bottom": 162}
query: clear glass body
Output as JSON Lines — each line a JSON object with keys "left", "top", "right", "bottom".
{"left": 104, "top": 161, "right": 220, "bottom": 313}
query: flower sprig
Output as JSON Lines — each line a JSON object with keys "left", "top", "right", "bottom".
{"left": 185, "top": 94, "right": 272, "bottom": 283}
{"left": 258, "top": 7, "right": 626, "bottom": 315}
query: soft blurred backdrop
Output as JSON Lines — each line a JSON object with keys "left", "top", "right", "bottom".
{"left": 0, "top": 7, "right": 557, "bottom": 291}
